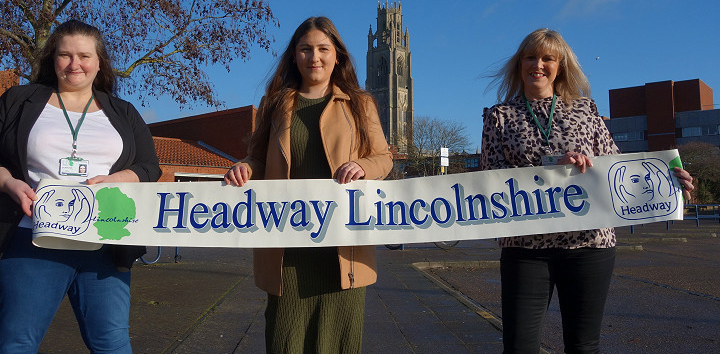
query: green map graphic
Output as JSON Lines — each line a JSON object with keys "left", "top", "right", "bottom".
{"left": 94, "top": 187, "right": 136, "bottom": 240}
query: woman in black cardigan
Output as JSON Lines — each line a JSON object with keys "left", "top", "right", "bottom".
{"left": 0, "top": 20, "right": 160, "bottom": 353}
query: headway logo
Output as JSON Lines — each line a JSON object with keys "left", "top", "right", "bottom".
{"left": 34, "top": 185, "right": 94, "bottom": 236}
{"left": 608, "top": 158, "right": 678, "bottom": 220}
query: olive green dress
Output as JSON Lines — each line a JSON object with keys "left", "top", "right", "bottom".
{"left": 264, "top": 95, "right": 366, "bottom": 354}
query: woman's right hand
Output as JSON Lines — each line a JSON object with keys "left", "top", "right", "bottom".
{"left": 0, "top": 177, "right": 36, "bottom": 217}
{"left": 557, "top": 151, "right": 593, "bottom": 173}
{"left": 224, "top": 163, "right": 250, "bottom": 187}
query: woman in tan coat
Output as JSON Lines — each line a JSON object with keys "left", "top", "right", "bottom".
{"left": 224, "top": 17, "right": 392, "bottom": 354}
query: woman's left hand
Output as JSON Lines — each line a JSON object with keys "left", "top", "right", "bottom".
{"left": 86, "top": 170, "right": 141, "bottom": 185}
{"left": 673, "top": 167, "right": 694, "bottom": 201}
{"left": 335, "top": 162, "right": 365, "bottom": 184}
{"left": 557, "top": 151, "right": 593, "bottom": 173}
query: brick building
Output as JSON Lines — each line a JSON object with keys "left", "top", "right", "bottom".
{"left": 605, "top": 79, "right": 718, "bottom": 152}
{"left": 152, "top": 137, "right": 237, "bottom": 182}
{"left": 148, "top": 105, "right": 257, "bottom": 181}
{"left": 148, "top": 105, "right": 256, "bottom": 160}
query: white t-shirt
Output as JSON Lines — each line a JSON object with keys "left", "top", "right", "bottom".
{"left": 19, "top": 103, "right": 123, "bottom": 228}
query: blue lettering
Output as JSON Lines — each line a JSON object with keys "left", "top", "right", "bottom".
{"left": 545, "top": 187, "right": 562, "bottom": 213}
{"left": 465, "top": 194, "right": 489, "bottom": 220}
{"left": 491, "top": 192, "right": 507, "bottom": 219}
{"left": 409, "top": 199, "right": 428, "bottom": 225}
{"left": 375, "top": 189, "right": 385, "bottom": 226}
{"left": 346, "top": 189, "right": 371, "bottom": 226}
{"left": 506, "top": 178, "right": 533, "bottom": 217}
{"left": 155, "top": 192, "right": 188, "bottom": 229}
{"left": 290, "top": 200, "right": 309, "bottom": 228}
{"left": 563, "top": 184, "right": 587, "bottom": 213}
{"left": 374, "top": 200, "right": 384, "bottom": 225}
{"left": 386, "top": 201, "right": 410, "bottom": 226}
{"left": 309, "top": 200, "right": 334, "bottom": 238}
{"left": 451, "top": 183, "right": 466, "bottom": 222}
{"left": 190, "top": 203, "right": 210, "bottom": 228}
{"left": 211, "top": 202, "right": 230, "bottom": 228}
{"left": 430, "top": 197, "right": 452, "bottom": 224}
{"left": 232, "top": 190, "right": 254, "bottom": 228}
{"left": 258, "top": 201, "right": 288, "bottom": 228}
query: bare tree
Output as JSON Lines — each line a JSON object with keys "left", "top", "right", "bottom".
{"left": 0, "top": 0, "right": 278, "bottom": 107}
{"left": 404, "top": 115, "right": 470, "bottom": 177}
{"left": 677, "top": 141, "right": 720, "bottom": 203}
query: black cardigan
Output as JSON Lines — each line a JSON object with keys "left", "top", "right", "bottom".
{"left": 0, "top": 83, "right": 161, "bottom": 261}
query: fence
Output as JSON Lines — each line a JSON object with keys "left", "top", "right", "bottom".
{"left": 630, "top": 203, "right": 720, "bottom": 234}
{"left": 683, "top": 204, "right": 720, "bottom": 226}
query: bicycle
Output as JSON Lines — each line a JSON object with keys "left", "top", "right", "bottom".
{"left": 139, "top": 246, "right": 182, "bottom": 264}
{"left": 385, "top": 240, "right": 460, "bottom": 250}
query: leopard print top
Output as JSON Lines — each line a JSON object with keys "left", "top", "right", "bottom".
{"left": 480, "top": 95, "right": 620, "bottom": 249}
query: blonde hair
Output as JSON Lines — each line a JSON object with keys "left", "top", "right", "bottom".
{"left": 490, "top": 28, "right": 590, "bottom": 103}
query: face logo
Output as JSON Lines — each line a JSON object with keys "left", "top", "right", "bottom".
{"left": 608, "top": 158, "right": 678, "bottom": 220}
{"left": 34, "top": 185, "right": 94, "bottom": 236}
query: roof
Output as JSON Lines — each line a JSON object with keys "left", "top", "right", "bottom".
{"left": 148, "top": 105, "right": 255, "bottom": 127}
{"left": 153, "top": 137, "right": 236, "bottom": 167}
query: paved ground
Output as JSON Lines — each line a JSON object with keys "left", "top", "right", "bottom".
{"left": 431, "top": 221, "right": 720, "bottom": 353}
{"left": 37, "top": 220, "right": 719, "bottom": 353}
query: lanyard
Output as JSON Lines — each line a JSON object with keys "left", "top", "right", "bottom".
{"left": 523, "top": 93, "right": 556, "bottom": 147}
{"left": 56, "top": 90, "right": 94, "bottom": 157}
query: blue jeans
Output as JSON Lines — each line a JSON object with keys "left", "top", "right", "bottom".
{"left": 0, "top": 228, "right": 132, "bottom": 354}
{"left": 500, "top": 247, "right": 616, "bottom": 354}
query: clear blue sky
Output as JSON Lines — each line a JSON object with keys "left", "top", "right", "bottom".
{"left": 130, "top": 0, "right": 720, "bottom": 151}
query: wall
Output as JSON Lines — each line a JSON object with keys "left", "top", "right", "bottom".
{"left": 157, "top": 165, "right": 229, "bottom": 182}
{"left": 149, "top": 105, "right": 256, "bottom": 160}
{"left": 608, "top": 79, "right": 717, "bottom": 152}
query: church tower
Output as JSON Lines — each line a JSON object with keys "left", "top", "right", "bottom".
{"left": 366, "top": 1, "right": 413, "bottom": 153}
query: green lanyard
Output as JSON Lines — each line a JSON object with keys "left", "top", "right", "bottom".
{"left": 523, "top": 93, "right": 556, "bottom": 147}
{"left": 56, "top": 90, "right": 95, "bottom": 158}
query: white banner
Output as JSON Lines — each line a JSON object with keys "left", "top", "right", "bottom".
{"left": 32, "top": 150, "right": 685, "bottom": 250}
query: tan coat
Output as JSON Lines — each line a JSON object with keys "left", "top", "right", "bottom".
{"left": 236, "top": 86, "right": 393, "bottom": 296}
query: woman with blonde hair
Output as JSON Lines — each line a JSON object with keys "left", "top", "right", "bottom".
{"left": 225, "top": 16, "right": 392, "bottom": 354}
{"left": 481, "top": 28, "right": 694, "bottom": 353}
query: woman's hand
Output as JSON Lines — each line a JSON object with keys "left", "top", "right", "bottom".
{"left": 0, "top": 177, "right": 36, "bottom": 217}
{"left": 225, "top": 163, "right": 250, "bottom": 187}
{"left": 335, "top": 162, "right": 365, "bottom": 184}
{"left": 673, "top": 167, "right": 694, "bottom": 201}
{"left": 86, "top": 170, "right": 140, "bottom": 184}
{"left": 557, "top": 151, "right": 593, "bottom": 173}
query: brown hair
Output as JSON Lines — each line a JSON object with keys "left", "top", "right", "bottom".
{"left": 33, "top": 19, "right": 116, "bottom": 94}
{"left": 251, "top": 16, "right": 375, "bottom": 157}
{"left": 490, "top": 28, "right": 590, "bottom": 103}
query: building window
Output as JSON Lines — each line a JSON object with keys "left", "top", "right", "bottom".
{"left": 704, "top": 125, "right": 718, "bottom": 135}
{"left": 682, "top": 127, "right": 702, "bottom": 137}
{"left": 465, "top": 157, "right": 479, "bottom": 168}
{"left": 613, "top": 131, "right": 644, "bottom": 142}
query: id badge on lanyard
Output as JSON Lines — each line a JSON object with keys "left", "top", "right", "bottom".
{"left": 540, "top": 145, "right": 562, "bottom": 166}
{"left": 541, "top": 154, "right": 563, "bottom": 166}
{"left": 524, "top": 94, "right": 560, "bottom": 166}
{"left": 59, "top": 156, "right": 90, "bottom": 177}
{"left": 56, "top": 90, "right": 94, "bottom": 178}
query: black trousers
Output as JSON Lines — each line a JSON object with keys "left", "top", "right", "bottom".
{"left": 500, "top": 247, "right": 616, "bottom": 354}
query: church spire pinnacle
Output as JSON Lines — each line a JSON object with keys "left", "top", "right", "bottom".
{"left": 366, "top": 1, "right": 413, "bottom": 153}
